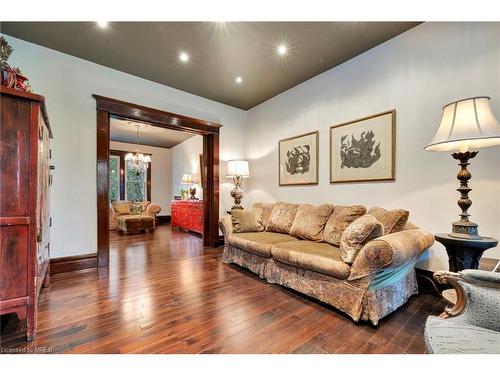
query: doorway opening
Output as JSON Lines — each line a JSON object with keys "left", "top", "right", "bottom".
{"left": 94, "top": 95, "right": 221, "bottom": 267}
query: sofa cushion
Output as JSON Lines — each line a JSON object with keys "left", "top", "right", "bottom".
{"left": 252, "top": 203, "right": 274, "bottom": 228}
{"left": 271, "top": 241, "right": 351, "bottom": 279}
{"left": 266, "top": 202, "right": 300, "bottom": 234}
{"left": 228, "top": 232, "right": 299, "bottom": 258}
{"left": 367, "top": 207, "right": 409, "bottom": 234}
{"left": 112, "top": 201, "right": 131, "bottom": 215}
{"left": 323, "top": 205, "right": 366, "bottom": 246}
{"left": 231, "top": 208, "right": 264, "bottom": 233}
{"left": 130, "top": 202, "right": 145, "bottom": 215}
{"left": 425, "top": 316, "right": 500, "bottom": 354}
{"left": 340, "top": 215, "right": 384, "bottom": 264}
{"left": 290, "top": 204, "right": 334, "bottom": 241}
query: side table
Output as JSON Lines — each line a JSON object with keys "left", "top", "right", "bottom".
{"left": 435, "top": 233, "right": 498, "bottom": 272}
{"left": 435, "top": 233, "right": 498, "bottom": 317}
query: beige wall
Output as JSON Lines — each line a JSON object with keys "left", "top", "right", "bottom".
{"left": 244, "top": 22, "right": 500, "bottom": 270}
{"left": 170, "top": 135, "right": 204, "bottom": 201}
{"left": 3, "top": 34, "right": 247, "bottom": 258}
{"left": 109, "top": 141, "right": 172, "bottom": 215}
{"left": 4, "top": 23, "right": 499, "bottom": 269}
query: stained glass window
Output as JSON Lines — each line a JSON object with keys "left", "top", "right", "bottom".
{"left": 125, "top": 160, "right": 147, "bottom": 201}
{"left": 109, "top": 155, "right": 120, "bottom": 202}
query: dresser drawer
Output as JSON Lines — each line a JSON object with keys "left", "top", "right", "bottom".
{"left": 171, "top": 200, "right": 204, "bottom": 235}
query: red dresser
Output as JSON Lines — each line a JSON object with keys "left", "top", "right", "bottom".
{"left": 0, "top": 87, "right": 52, "bottom": 340}
{"left": 171, "top": 200, "right": 204, "bottom": 236}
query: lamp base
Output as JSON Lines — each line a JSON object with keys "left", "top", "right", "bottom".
{"left": 449, "top": 219, "right": 483, "bottom": 240}
{"left": 448, "top": 151, "right": 483, "bottom": 240}
{"left": 188, "top": 186, "right": 198, "bottom": 200}
{"left": 230, "top": 175, "right": 244, "bottom": 210}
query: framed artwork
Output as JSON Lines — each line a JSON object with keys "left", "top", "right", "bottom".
{"left": 279, "top": 131, "right": 319, "bottom": 186}
{"left": 330, "top": 110, "right": 396, "bottom": 183}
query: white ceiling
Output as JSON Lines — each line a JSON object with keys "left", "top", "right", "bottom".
{"left": 110, "top": 117, "right": 194, "bottom": 149}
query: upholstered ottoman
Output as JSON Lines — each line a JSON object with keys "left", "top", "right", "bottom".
{"left": 117, "top": 215, "right": 155, "bottom": 234}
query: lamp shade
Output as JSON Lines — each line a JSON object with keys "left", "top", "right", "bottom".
{"left": 181, "top": 173, "right": 194, "bottom": 184}
{"left": 425, "top": 96, "right": 500, "bottom": 152}
{"left": 226, "top": 160, "right": 250, "bottom": 177}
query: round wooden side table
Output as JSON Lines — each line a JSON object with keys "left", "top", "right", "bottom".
{"left": 435, "top": 233, "right": 498, "bottom": 316}
{"left": 435, "top": 233, "right": 498, "bottom": 272}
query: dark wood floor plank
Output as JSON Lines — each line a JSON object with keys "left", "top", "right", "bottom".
{"left": 1, "top": 225, "right": 447, "bottom": 353}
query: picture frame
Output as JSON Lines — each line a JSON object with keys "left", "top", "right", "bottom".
{"left": 330, "top": 110, "right": 396, "bottom": 183}
{"left": 279, "top": 131, "right": 319, "bottom": 186}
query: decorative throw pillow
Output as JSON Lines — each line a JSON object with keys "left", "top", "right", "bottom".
{"left": 367, "top": 207, "right": 409, "bottom": 234}
{"left": 340, "top": 215, "right": 384, "bottom": 263}
{"left": 112, "top": 201, "right": 131, "bottom": 215}
{"left": 231, "top": 208, "right": 264, "bottom": 233}
{"left": 265, "top": 202, "right": 300, "bottom": 234}
{"left": 252, "top": 203, "right": 274, "bottom": 228}
{"left": 130, "top": 202, "right": 145, "bottom": 215}
{"left": 323, "top": 205, "right": 366, "bottom": 246}
{"left": 290, "top": 203, "right": 334, "bottom": 241}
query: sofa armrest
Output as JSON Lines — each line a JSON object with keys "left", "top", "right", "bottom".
{"left": 109, "top": 206, "right": 116, "bottom": 229}
{"left": 146, "top": 203, "right": 161, "bottom": 217}
{"left": 348, "top": 229, "right": 434, "bottom": 282}
{"left": 434, "top": 270, "right": 500, "bottom": 327}
{"left": 219, "top": 214, "right": 233, "bottom": 242}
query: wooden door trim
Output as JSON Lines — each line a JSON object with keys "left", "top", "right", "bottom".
{"left": 94, "top": 95, "right": 220, "bottom": 267}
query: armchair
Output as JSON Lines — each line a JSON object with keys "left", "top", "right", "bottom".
{"left": 424, "top": 269, "right": 500, "bottom": 353}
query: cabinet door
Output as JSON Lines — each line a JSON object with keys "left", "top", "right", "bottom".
{"left": 0, "top": 95, "right": 30, "bottom": 217}
{"left": 37, "top": 115, "right": 51, "bottom": 247}
{"left": 0, "top": 226, "right": 28, "bottom": 300}
{"left": 171, "top": 204, "right": 180, "bottom": 227}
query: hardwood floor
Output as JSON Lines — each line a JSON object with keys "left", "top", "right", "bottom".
{"left": 1, "top": 225, "right": 447, "bottom": 354}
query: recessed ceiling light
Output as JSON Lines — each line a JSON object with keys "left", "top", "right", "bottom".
{"left": 96, "top": 21, "right": 108, "bottom": 28}
{"left": 235, "top": 76, "right": 243, "bottom": 84}
{"left": 277, "top": 44, "right": 287, "bottom": 55}
{"left": 179, "top": 52, "right": 189, "bottom": 62}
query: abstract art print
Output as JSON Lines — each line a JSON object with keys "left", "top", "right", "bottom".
{"left": 330, "top": 110, "right": 395, "bottom": 183}
{"left": 279, "top": 131, "right": 319, "bottom": 186}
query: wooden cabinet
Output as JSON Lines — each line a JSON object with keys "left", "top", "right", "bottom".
{"left": 0, "top": 87, "right": 52, "bottom": 340}
{"left": 171, "top": 200, "right": 204, "bottom": 236}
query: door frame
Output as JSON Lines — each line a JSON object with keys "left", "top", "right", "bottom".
{"left": 94, "top": 94, "right": 221, "bottom": 267}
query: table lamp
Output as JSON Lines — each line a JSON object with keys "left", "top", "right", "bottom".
{"left": 425, "top": 96, "right": 500, "bottom": 239}
{"left": 226, "top": 160, "right": 250, "bottom": 210}
{"left": 181, "top": 173, "right": 197, "bottom": 200}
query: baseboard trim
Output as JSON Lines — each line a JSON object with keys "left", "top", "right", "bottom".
{"left": 50, "top": 253, "right": 98, "bottom": 275}
{"left": 157, "top": 215, "right": 171, "bottom": 224}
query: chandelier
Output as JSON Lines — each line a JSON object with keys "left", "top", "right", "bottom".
{"left": 125, "top": 124, "right": 151, "bottom": 174}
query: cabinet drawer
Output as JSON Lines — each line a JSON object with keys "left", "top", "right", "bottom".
{"left": 0, "top": 225, "right": 28, "bottom": 300}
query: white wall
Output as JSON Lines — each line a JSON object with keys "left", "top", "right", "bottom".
{"left": 109, "top": 141, "right": 172, "bottom": 215}
{"left": 4, "top": 23, "right": 499, "bottom": 268}
{"left": 170, "top": 135, "right": 204, "bottom": 201}
{"left": 245, "top": 22, "right": 500, "bottom": 270}
{"left": 3, "top": 34, "right": 247, "bottom": 258}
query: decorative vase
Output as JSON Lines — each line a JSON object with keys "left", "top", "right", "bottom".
{"left": 15, "top": 72, "right": 29, "bottom": 91}
{"left": 1, "top": 66, "right": 16, "bottom": 88}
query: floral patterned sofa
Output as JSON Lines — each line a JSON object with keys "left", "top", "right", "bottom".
{"left": 219, "top": 202, "right": 434, "bottom": 325}
{"left": 109, "top": 201, "right": 161, "bottom": 233}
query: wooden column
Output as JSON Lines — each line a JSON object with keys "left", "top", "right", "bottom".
{"left": 96, "top": 109, "right": 110, "bottom": 267}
